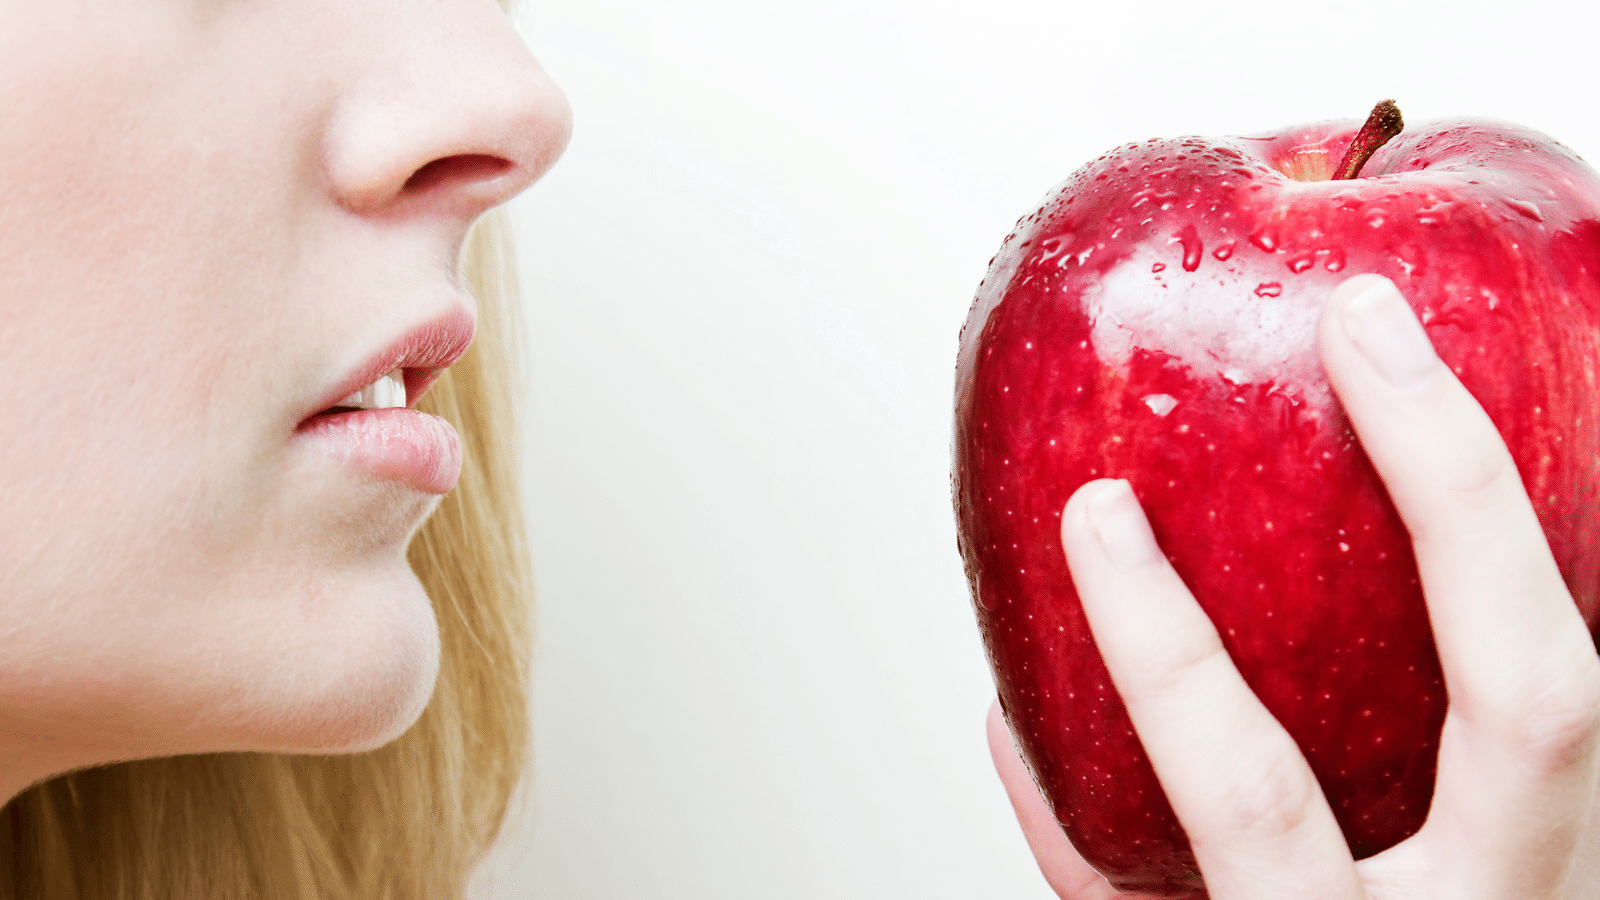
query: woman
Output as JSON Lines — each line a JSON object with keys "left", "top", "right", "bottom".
{"left": 4, "top": 4, "right": 1598, "bottom": 900}
{"left": 0, "top": 0, "right": 569, "bottom": 895}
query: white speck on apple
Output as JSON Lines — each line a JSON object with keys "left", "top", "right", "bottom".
{"left": 1142, "top": 393, "right": 1178, "bottom": 416}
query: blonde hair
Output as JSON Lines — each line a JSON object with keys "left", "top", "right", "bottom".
{"left": 0, "top": 209, "right": 534, "bottom": 898}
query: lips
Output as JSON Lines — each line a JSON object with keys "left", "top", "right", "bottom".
{"left": 293, "top": 304, "right": 476, "bottom": 495}
{"left": 295, "top": 407, "right": 464, "bottom": 495}
{"left": 299, "top": 305, "right": 477, "bottom": 423}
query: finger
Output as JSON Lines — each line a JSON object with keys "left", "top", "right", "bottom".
{"left": 1063, "top": 480, "right": 1366, "bottom": 900}
{"left": 987, "top": 701, "right": 1132, "bottom": 899}
{"left": 1319, "top": 274, "right": 1600, "bottom": 896}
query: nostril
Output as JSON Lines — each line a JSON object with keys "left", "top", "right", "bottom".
{"left": 403, "top": 154, "right": 515, "bottom": 195}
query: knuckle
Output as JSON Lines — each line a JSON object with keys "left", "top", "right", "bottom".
{"left": 1207, "top": 735, "right": 1323, "bottom": 842}
{"left": 1408, "top": 428, "right": 1526, "bottom": 551}
{"left": 1436, "top": 432, "right": 1520, "bottom": 510}
{"left": 1496, "top": 647, "right": 1600, "bottom": 773}
{"left": 1132, "top": 620, "right": 1230, "bottom": 702}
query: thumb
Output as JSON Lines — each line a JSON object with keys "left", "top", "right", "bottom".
{"left": 988, "top": 701, "right": 1150, "bottom": 899}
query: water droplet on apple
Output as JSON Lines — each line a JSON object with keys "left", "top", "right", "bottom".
{"left": 1176, "top": 224, "right": 1204, "bottom": 271}
{"left": 1288, "top": 254, "right": 1316, "bottom": 274}
{"left": 1213, "top": 242, "right": 1235, "bottom": 261}
{"left": 1255, "top": 282, "right": 1283, "bottom": 297}
{"left": 1507, "top": 198, "right": 1543, "bottom": 221}
{"left": 1324, "top": 249, "right": 1346, "bottom": 272}
{"left": 1249, "top": 230, "right": 1277, "bottom": 252}
{"left": 1038, "top": 236, "right": 1069, "bottom": 264}
{"left": 1151, "top": 262, "right": 1166, "bottom": 273}
{"left": 975, "top": 574, "right": 996, "bottom": 610}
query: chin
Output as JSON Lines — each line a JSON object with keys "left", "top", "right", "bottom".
{"left": 225, "top": 556, "right": 445, "bottom": 756}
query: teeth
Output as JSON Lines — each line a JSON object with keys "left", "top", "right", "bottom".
{"left": 335, "top": 369, "right": 406, "bottom": 411}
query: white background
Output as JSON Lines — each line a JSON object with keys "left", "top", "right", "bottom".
{"left": 475, "top": 1, "right": 1600, "bottom": 897}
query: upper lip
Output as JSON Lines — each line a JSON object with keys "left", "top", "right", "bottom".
{"left": 298, "top": 302, "right": 477, "bottom": 427}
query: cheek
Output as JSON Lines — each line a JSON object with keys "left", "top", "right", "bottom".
{"left": 0, "top": 46, "right": 308, "bottom": 621}
{"left": 0, "top": 268, "right": 287, "bottom": 622}
{"left": 0, "top": 8, "right": 308, "bottom": 484}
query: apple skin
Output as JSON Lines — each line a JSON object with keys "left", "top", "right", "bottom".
{"left": 954, "top": 117, "right": 1600, "bottom": 894}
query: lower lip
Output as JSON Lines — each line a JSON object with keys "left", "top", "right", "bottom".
{"left": 294, "top": 408, "right": 462, "bottom": 495}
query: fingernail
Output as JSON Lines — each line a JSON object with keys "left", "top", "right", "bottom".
{"left": 1086, "top": 480, "right": 1163, "bottom": 571}
{"left": 1339, "top": 276, "right": 1438, "bottom": 389}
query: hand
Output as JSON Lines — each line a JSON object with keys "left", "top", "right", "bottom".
{"left": 989, "top": 274, "right": 1600, "bottom": 899}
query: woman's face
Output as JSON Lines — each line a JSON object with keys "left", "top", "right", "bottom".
{"left": 0, "top": 0, "right": 568, "bottom": 786}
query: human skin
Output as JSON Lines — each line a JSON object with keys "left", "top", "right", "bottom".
{"left": 990, "top": 276, "right": 1600, "bottom": 898}
{"left": 0, "top": 0, "right": 569, "bottom": 804}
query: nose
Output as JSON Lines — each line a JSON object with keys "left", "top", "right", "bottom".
{"left": 324, "top": 0, "right": 573, "bottom": 220}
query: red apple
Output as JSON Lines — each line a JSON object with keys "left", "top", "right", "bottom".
{"left": 953, "top": 102, "right": 1600, "bottom": 895}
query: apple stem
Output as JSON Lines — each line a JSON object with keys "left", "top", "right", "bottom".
{"left": 1331, "top": 100, "right": 1404, "bottom": 180}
